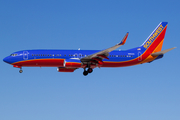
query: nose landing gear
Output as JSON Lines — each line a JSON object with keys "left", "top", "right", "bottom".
{"left": 19, "top": 68, "right": 23, "bottom": 73}
{"left": 13, "top": 65, "right": 23, "bottom": 73}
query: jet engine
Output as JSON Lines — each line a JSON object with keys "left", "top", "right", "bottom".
{"left": 63, "top": 59, "right": 82, "bottom": 68}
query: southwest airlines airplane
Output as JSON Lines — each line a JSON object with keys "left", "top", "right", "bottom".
{"left": 3, "top": 22, "right": 175, "bottom": 76}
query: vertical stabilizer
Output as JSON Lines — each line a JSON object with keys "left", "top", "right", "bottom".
{"left": 141, "top": 22, "right": 168, "bottom": 53}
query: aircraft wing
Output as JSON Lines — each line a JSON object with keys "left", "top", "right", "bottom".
{"left": 151, "top": 47, "right": 176, "bottom": 56}
{"left": 81, "top": 32, "right": 129, "bottom": 64}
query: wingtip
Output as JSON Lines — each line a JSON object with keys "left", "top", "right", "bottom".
{"left": 126, "top": 32, "right": 129, "bottom": 36}
{"left": 118, "top": 32, "right": 129, "bottom": 45}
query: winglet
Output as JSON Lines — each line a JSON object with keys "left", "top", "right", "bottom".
{"left": 118, "top": 32, "right": 129, "bottom": 45}
{"left": 151, "top": 47, "right": 176, "bottom": 56}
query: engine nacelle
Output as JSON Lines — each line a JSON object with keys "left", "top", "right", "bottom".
{"left": 64, "top": 59, "right": 82, "bottom": 68}
{"left": 57, "top": 67, "right": 75, "bottom": 72}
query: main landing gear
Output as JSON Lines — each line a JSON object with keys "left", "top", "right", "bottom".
{"left": 83, "top": 67, "right": 93, "bottom": 76}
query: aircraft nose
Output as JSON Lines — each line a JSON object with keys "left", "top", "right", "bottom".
{"left": 3, "top": 56, "right": 11, "bottom": 64}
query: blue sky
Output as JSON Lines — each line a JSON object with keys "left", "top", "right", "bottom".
{"left": 0, "top": 0, "right": 179, "bottom": 120}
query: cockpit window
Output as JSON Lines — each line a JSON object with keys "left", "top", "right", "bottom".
{"left": 10, "top": 54, "right": 18, "bottom": 56}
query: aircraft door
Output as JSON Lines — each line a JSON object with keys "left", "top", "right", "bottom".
{"left": 138, "top": 52, "right": 142, "bottom": 61}
{"left": 23, "top": 51, "right": 29, "bottom": 60}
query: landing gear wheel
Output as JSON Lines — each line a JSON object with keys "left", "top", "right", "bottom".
{"left": 19, "top": 69, "right": 23, "bottom": 73}
{"left": 83, "top": 71, "right": 88, "bottom": 76}
{"left": 88, "top": 68, "right": 93, "bottom": 73}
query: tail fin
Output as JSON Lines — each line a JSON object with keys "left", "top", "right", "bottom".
{"left": 141, "top": 22, "right": 168, "bottom": 53}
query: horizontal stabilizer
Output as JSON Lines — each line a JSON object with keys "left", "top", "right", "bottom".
{"left": 151, "top": 47, "right": 176, "bottom": 56}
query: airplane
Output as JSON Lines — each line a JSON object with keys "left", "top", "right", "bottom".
{"left": 3, "top": 22, "right": 176, "bottom": 76}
